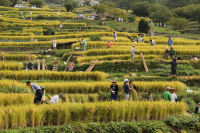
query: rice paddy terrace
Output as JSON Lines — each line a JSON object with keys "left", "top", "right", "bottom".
{"left": 0, "top": 6, "right": 200, "bottom": 133}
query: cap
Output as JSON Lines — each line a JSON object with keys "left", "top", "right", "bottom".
{"left": 124, "top": 79, "right": 129, "bottom": 83}
{"left": 112, "top": 80, "right": 117, "bottom": 83}
{"left": 58, "top": 94, "right": 63, "bottom": 98}
{"left": 26, "top": 81, "right": 31, "bottom": 85}
{"left": 166, "top": 86, "right": 171, "bottom": 90}
{"left": 132, "top": 45, "right": 135, "bottom": 47}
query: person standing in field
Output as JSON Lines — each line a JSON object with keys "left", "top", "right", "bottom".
{"left": 113, "top": 31, "right": 117, "bottom": 42}
{"left": 52, "top": 38, "right": 57, "bottom": 50}
{"left": 163, "top": 87, "right": 172, "bottom": 101}
{"left": 59, "top": 23, "right": 63, "bottom": 29}
{"left": 168, "top": 37, "right": 173, "bottom": 46}
{"left": 195, "top": 103, "right": 200, "bottom": 114}
{"left": 107, "top": 40, "right": 114, "bottom": 48}
{"left": 41, "top": 86, "right": 46, "bottom": 104}
{"left": 148, "top": 91, "right": 153, "bottom": 101}
{"left": 130, "top": 45, "right": 139, "bottom": 60}
{"left": 26, "top": 81, "right": 43, "bottom": 104}
{"left": 129, "top": 80, "right": 139, "bottom": 101}
{"left": 110, "top": 80, "right": 119, "bottom": 101}
{"left": 49, "top": 94, "right": 63, "bottom": 104}
{"left": 82, "top": 38, "right": 87, "bottom": 51}
{"left": 164, "top": 48, "right": 170, "bottom": 59}
{"left": 123, "top": 79, "right": 130, "bottom": 100}
{"left": 170, "top": 58, "right": 177, "bottom": 77}
{"left": 170, "top": 88, "right": 177, "bottom": 102}
{"left": 68, "top": 61, "right": 74, "bottom": 72}
{"left": 169, "top": 47, "right": 175, "bottom": 59}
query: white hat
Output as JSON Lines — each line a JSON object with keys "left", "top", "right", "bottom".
{"left": 132, "top": 45, "right": 135, "bottom": 47}
{"left": 166, "top": 86, "right": 171, "bottom": 90}
{"left": 124, "top": 79, "right": 129, "bottom": 83}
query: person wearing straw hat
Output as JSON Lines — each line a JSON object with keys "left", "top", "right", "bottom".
{"left": 163, "top": 86, "right": 172, "bottom": 101}
{"left": 110, "top": 80, "right": 119, "bottom": 101}
{"left": 195, "top": 103, "right": 200, "bottom": 114}
{"left": 123, "top": 79, "right": 130, "bottom": 100}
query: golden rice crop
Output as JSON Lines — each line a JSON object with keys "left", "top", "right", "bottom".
{"left": 0, "top": 80, "right": 24, "bottom": 89}
{"left": 0, "top": 39, "right": 79, "bottom": 46}
{"left": 0, "top": 93, "right": 33, "bottom": 106}
{"left": 65, "top": 94, "right": 98, "bottom": 103}
{"left": 72, "top": 41, "right": 148, "bottom": 49}
{"left": 0, "top": 32, "right": 134, "bottom": 41}
{"left": 0, "top": 71, "right": 107, "bottom": 81}
{"left": 101, "top": 37, "right": 130, "bottom": 42}
{"left": 77, "top": 54, "right": 160, "bottom": 64}
{"left": 1, "top": 54, "right": 37, "bottom": 61}
{"left": 39, "top": 81, "right": 185, "bottom": 94}
{"left": 179, "top": 76, "right": 200, "bottom": 82}
{"left": 0, "top": 62, "right": 23, "bottom": 70}
{"left": 0, "top": 93, "right": 98, "bottom": 106}
{"left": 145, "top": 36, "right": 199, "bottom": 45}
{"left": 0, "top": 101, "right": 186, "bottom": 129}
{"left": 85, "top": 46, "right": 200, "bottom": 56}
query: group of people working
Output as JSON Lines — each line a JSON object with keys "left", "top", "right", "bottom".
{"left": 110, "top": 79, "right": 140, "bottom": 101}
{"left": 26, "top": 81, "right": 64, "bottom": 104}
{"left": 110, "top": 80, "right": 178, "bottom": 102}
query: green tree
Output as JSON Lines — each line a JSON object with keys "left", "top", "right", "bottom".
{"left": 0, "top": 0, "right": 12, "bottom": 6}
{"left": 138, "top": 19, "right": 150, "bottom": 33}
{"left": 167, "top": 17, "right": 189, "bottom": 30}
{"left": 93, "top": 4, "right": 107, "bottom": 18}
{"left": 10, "top": 0, "right": 19, "bottom": 6}
{"left": 64, "top": 0, "right": 78, "bottom": 12}
{"left": 29, "top": 0, "right": 44, "bottom": 8}
{"left": 150, "top": 7, "right": 173, "bottom": 23}
{"left": 128, "top": 14, "right": 136, "bottom": 23}
{"left": 132, "top": 2, "right": 150, "bottom": 17}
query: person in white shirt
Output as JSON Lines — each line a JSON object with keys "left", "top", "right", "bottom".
{"left": 49, "top": 94, "right": 63, "bottom": 104}
{"left": 170, "top": 88, "right": 178, "bottom": 102}
{"left": 52, "top": 38, "right": 57, "bottom": 50}
{"left": 150, "top": 39, "right": 156, "bottom": 46}
{"left": 130, "top": 45, "right": 139, "bottom": 60}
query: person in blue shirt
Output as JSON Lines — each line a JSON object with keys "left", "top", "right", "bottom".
{"left": 82, "top": 38, "right": 87, "bottom": 51}
{"left": 168, "top": 37, "right": 173, "bottom": 46}
{"left": 123, "top": 79, "right": 130, "bottom": 100}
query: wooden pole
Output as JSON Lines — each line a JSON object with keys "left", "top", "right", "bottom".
{"left": 37, "top": 59, "right": 40, "bottom": 70}
{"left": 140, "top": 53, "right": 148, "bottom": 73}
{"left": 42, "top": 59, "right": 46, "bottom": 70}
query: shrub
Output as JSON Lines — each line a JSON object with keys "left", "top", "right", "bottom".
{"left": 90, "top": 35, "right": 101, "bottom": 41}
{"left": 138, "top": 19, "right": 150, "bottom": 34}
{"left": 64, "top": 0, "right": 78, "bottom": 12}
{"left": 29, "top": 0, "right": 43, "bottom": 8}
{"left": 43, "top": 27, "right": 55, "bottom": 35}
{"left": 165, "top": 116, "right": 200, "bottom": 131}
{"left": 167, "top": 17, "right": 189, "bottom": 30}
{"left": 128, "top": 15, "right": 136, "bottom": 23}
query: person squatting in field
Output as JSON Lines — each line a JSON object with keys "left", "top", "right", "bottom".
{"left": 49, "top": 94, "right": 64, "bottom": 104}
